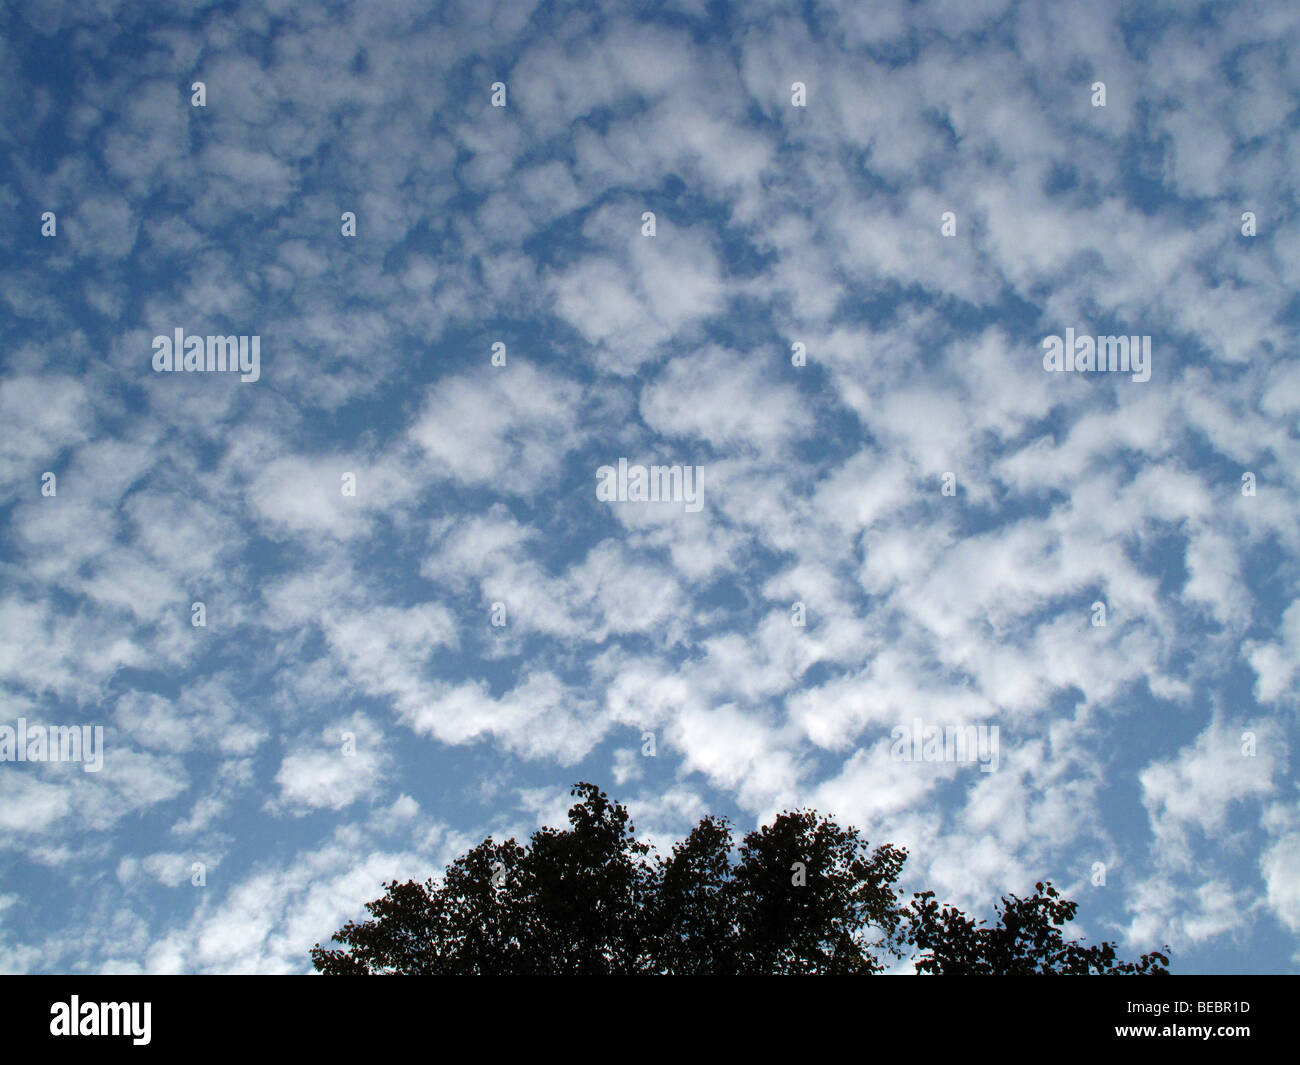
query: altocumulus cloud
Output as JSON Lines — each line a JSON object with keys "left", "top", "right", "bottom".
{"left": 0, "top": 0, "right": 1297, "bottom": 974}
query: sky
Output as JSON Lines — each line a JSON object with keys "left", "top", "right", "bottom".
{"left": 0, "top": 0, "right": 1297, "bottom": 975}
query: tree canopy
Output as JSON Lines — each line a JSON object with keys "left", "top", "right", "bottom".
{"left": 906, "top": 882, "right": 1170, "bottom": 974}
{"left": 312, "top": 782, "right": 1169, "bottom": 975}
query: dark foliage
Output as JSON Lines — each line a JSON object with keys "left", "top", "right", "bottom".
{"left": 312, "top": 783, "right": 1168, "bottom": 975}
{"left": 906, "top": 881, "right": 1171, "bottom": 974}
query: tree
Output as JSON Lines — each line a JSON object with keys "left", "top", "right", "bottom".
{"left": 648, "top": 805, "right": 908, "bottom": 973}
{"left": 312, "top": 782, "right": 906, "bottom": 974}
{"left": 905, "top": 881, "right": 1171, "bottom": 974}
{"left": 312, "top": 782, "right": 1169, "bottom": 975}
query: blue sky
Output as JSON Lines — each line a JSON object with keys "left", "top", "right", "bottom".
{"left": 1, "top": 0, "right": 1298, "bottom": 974}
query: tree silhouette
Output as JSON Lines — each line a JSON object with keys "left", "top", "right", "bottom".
{"left": 905, "top": 881, "right": 1170, "bottom": 974}
{"left": 312, "top": 782, "right": 1168, "bottom": 975}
